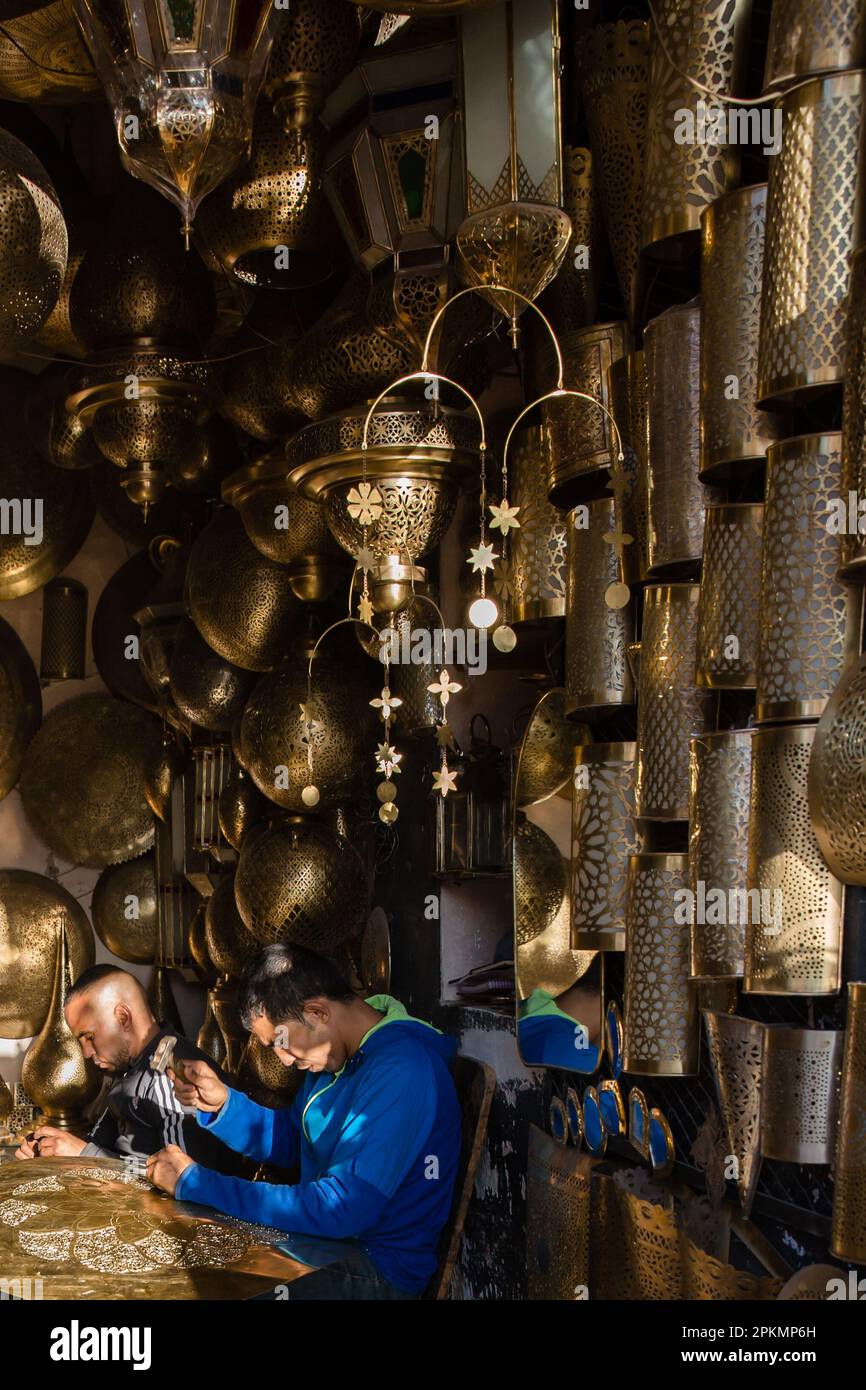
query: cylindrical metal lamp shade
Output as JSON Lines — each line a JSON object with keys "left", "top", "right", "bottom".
{"left": 841, "top": 246, "right": 866, "bottom": 577}
{"left": 809, "top": 654, "right": 866, "bottom": 885}
{"left": 624, "top": 852, "right": 699, "bottom": 1076}
{"left": 636, "top": 584, "right": 713, "bottom": 821}
{"left": 756, "top": 434, "right": 863, "bottom": 724}
{"left": 607, "top": 350, "right": 649, "bottom": 583}
{"left": 645, "top": 302, "right": 713, "bottom": 575}
{"left": 700, "top": 185, "right": 781, "bottom": 478}
{"left": 508, "top": 425, "right": 568, "bottom": 622}
{"left": 688, "top": 729, "right": 755, "bottom": 980}
{"left": 640, "top": 0, "right": 750, "bottom": 258}
{"left": 745, "top": 723, "right": 845, "bottom": 996}
{"left": 757, "top": 72, "right": 866, "bottom": 407}
{"left": 761, "top": 1028, "right": 843, "bottom": 1164}
{"left": 547, "top": 146, "right": 605, "bottom": 335}
{"left": 763, "top": 0, "right": 866, "bottom": 93}
{"left": 831, "top": 982, "right": 866, "bottom": 1263}
{"left": 703, "top": 1010, "right": 765, "bottom": 1214}
{"left": 564, "top": 497, "right": 634, "bottom": 716}
{"left": 578, "top": 20, "right": 649, "bottom": 325}
{"left": 389, "top": 600, "right": 449, "bottom": 736}
{"left": 543, "top": 322, "right": 630, "bottom": 508}
{"left": 39, "top": 576, "right": 87, "bottom": 681}
{"left": 571, "top": 742, "right": 638, "bottom": 953}
{"left": 695, "top": 503, "right": 763, "bottom": 689}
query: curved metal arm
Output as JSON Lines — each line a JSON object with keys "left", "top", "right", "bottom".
{"left": 361, "top": 371, "right": 487, "bottom": 453}
{"left": 420, "top": 284, "right": 564, "bottom": 388}
{"left": 502, "top": 388, "right": 626, "bottom": 486}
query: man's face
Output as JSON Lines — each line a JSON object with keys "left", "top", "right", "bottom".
{"left": 251, "top": 1001, "right": 345, "bottom": 1075}
{"left": 65, "top": 995, "right": 133, "bottom": 1074}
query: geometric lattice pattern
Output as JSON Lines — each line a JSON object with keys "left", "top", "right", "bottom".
{"left": 809, "top": 654, "right": 866, "bottom": 884}
{"left": 832, "top": 984, "right": 866, "bottom": 1262}
{"left": 624, "top": 854, "right": 698, "bottom": 1076}
{"left": 571, "top": 745, "right": 637, "bottom": 950}
{"left": 688, "top": 730, "right": 754, "bottom": 980}
{"left": 696, "top": 503, "right": 763, "bottom": 688}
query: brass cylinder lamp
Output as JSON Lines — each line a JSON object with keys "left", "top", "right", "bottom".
{"left": 757, "top": 71, "right": 866, "bottom": 407}
{"left": 636, "top": 584, "right": 713, "bottom": 822}
{"left": 831, "top": 981, "right": 866, "bottom": 1263}
{"left": 763, "top": 0, "right": 866, "bottom": 94}
{"left": 700, "top": 185, "right": 782, "bottom": 479}
{"left": 571, "top": 743, "right": 638, "bottom": 954}
{"left": 543, "top": 322, "right": 630, "bottom": 509}
{"left": 624, "top": 853, "right": 699, "bottom": 1076}
{"left": 607, "top": 350, "right": 649, "bottom": 584}
{"left": 756, "top": 434, "right": 863, "bottom": 724}
{"left": 695, "top": 502, "right": 763, "bottom": 689}
{"left": 640, "top": 0, "right": 750, "bottom": 259}
{"left": 456, "top": 0, "right": 571, "bottom": 331}
{"left": 688, "top": 729, "right": 755, "bottom": 980}
{"left": 644, "top": 301, "right": 713, "bottom": 576}
{"left": 507, "top": 425, "right": 567, "bottom": 623}
{"left": 39, "top": 577, "right": 87, "bottom": 682}
{"left": 564, "top": 497, "right": 634, "bottom": 716}
{"left": 808, "top": 653, "right": 866, "bottom": 886}
{"left": 578, "top": 20, "right": 649, "bottom": 328}
{"left": 744, "top": 722, "right": 845, "bottom": 996}
{"left": 841, "top": 246, "right": 866, "bottom": 578}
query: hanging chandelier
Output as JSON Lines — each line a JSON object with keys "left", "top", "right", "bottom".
{"left": 73, "top": 0, "right": 278, "bottom": 244}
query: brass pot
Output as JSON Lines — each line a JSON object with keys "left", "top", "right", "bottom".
{"left": 758, "top": 71, "right": 866, "bottom": 406}
{"left": 831, "top": 982, "right": 866, "bottom": 1263}
{"left": 19, "top": 695, "right": 163, "bottom": 868}
{"left": 695, "top": 502, "right": 763, "bottom": 689}
{"left": 700, "top": 185, "right": 782, "bottom": 478}
{"left": 808, "top": 653, "right": 866, "bottom": 885}
{"left": 0, "top": 614, "right": 41, "bottom": 801}
{"left": 542, "top": 322, "right": 630, "bottom": 509}
{"left": 636, "top": 584, "right": 713, "bottom": 821}
{"left": 235, "top": 817, "right": 367, "bottom": 951}
{"left": 688, "top": 729, "right": 755, "bottom": 980}
{"left": 21, "top": 922, "right": 101, "bottom": 1130}
{"left": 763, "top": 0, "right": 866, "bottom": 93}
{"left": 756, "top": 433, "right": 862, "bottom": 724}
{"left": 564, "top": 497, "right": 634, "bottom": 715}
{"left": 578, "top": 20, "right": 649, "bottom": 326}
{"left": 571, "top": 743, "right": 638, "bottom": 954}
{"left": 186, "top": 508, "right": 304, "bottom": 673}
{"left": 745, "top": 723, "right": 845, "bottom": 996}
{"left": 640, "top": 0, "right": 749, "bottom": 258}
{"left": 0, "top": 869, "right": 94, "bottom": 1039}
{"left": 91, "top": 854, "right": 158, "bottom": 966}
{"left": 624, "top": 853, "right": 698, "bottom": 1076}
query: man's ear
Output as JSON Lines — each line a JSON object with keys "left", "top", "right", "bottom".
{"left": 114, "top": 1001, "right": 133, "bottom": 1030}
{"left": 304, "top": 999, "right": 331, "bottom": 1026}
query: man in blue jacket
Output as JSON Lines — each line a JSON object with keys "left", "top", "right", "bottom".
{"left": 146, "top": 943, "right": 462, "bottom": 1300}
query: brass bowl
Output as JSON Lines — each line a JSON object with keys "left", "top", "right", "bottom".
{"left": 0, "top": 614, "right": 41, "bottom": 801}
{"left": 0, "top": 869, "right": 94, "bottom": 1039}
{"left": 186, "top": 508, "right": 303, "bottom": 673}
{"left": 91, "top": 854, "right": 158, "bottom": 965}
{"left": 169, "top": 618, "right": 256, "bottom": 735}
{"left": 19, "top": 695, "right": 163, "bottom": 868}
{"left": 235, "top": 817, "right": 366, "bottom": 951}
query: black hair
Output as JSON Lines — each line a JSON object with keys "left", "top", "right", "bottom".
{"left": 65, "top": 963, "right": 131, "bottom": 1005}
{"left": 238, "top": 943, "right": 356, "bottom": 1030}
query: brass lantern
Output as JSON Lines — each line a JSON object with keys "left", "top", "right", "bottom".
{"left": 0, "top": 127, "right": 67, "bottom": 351}
{"left": 73, "top": 0, "right": 279, "bottom": 243}
{"left": 0, "top": 2, "right": 98, "bottom": 104}
{"left": 264, "top": 0, "right": 360, "bottom": 136}
{"left": 322, "top": 23, "right": 462, "bottom": 270}
{"left": 457, "top": 0, "right": 570, "bottom": 330}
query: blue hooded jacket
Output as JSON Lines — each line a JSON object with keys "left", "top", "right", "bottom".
{"left": 174, "top": 996, "right": 461, "bottom": 1294}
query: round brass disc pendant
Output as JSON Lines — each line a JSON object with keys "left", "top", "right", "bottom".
{"left": 0, "top": 869, "right": 94, "bottom": 1039}
{"left": 0, "top": 614, "right": 41, "bottom": 801}
{"left": 91, "top": 854, "right": 158, "bottom": 965}
{"left": 19, "top": 695, "right": 163, "bottom": 868}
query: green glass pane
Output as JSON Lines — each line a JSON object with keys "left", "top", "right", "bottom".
{"left": 397, "top": 147, "right": 427, "bottom": 222}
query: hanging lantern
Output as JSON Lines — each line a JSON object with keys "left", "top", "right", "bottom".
{"left": 39, "top": 577, "right": 88, "bottom": 682}
{"left": 0, "top": 614, "right": 41, "bottom": 802}
{"left": 457, "top": 0, "right": 570, "bottom": 333}
{"left": 433, "top": 715, "right": 511, "bottom": 875}
{"left": 0, "top": 2, "right": 97, "bottom": 103}
{"left": 264, "top": 0, "right": 360, "bottom": 136}
{"left": 695, "top": 503, "right": 763, "bottom": 690}
{"left": 606, "top": 349, "right": 649, "bottom": 584}
{"left": 73, "top": 0, "right": 279, "bottom": 243}
{"left": 543, "top": 322, "right": 629, "bottom": 509}
{"left": 624, "top": 853, "right": 699, "bottom": 1077}
{"left": 91, "top": 853, "right": 158, "bottom": 965}
{"left": 26, "top": 366, "right": 103, "bottom": 473}
{"left": 132, "top": 538, "right": 189, "bottom": 703}
{"left": 564, "top": 497, "right": 634, "bottom": 717}
{"left": 504, "top": 425, "right": 567, "bottom": 624}
{"left": 0, "top": 127, "right": 67, "bottom": 350}
{"left": 571, "top": 743, "right": 638, "bottom": 954}
{"left": 763, "top": 0, "right": 866, "bottom": 93}
{"left": 322, "top": 22, "right": 461, "bottom": 271}
{"left": 204, "top": 872, "right": 260, "bottom": 982}
{"left": 218, "top": 762, "right": 269, "bottom": 852}
{"left": 168, "top": 617, "right": 256, "bottom": 734}
{"left": 688, "top": 729, "right": 754, "bottom": 981}
{"left": 21, "top": 919, "right": 101, "bottom": 1129}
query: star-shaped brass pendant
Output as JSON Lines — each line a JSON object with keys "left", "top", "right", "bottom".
{"left": 432, "top": 764, "right": 459, "bottom": 797}
{"left": 489, "top": 499, "right": 521, "bottom": 534}
{"left": 435, "top": 722, "right": 454, "bottom": 750}
{"left": 355, "top": 545, "right": 376, "bottom": 573}
{"left": 358, "top": 594, "right": 375, "bottom": 626}
{"left": 467, "top": 542, "right": 498, "bottom": 574}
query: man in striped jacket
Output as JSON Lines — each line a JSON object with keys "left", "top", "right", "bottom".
{"left": 14, "top": 964, "right": 239, "bottom": 1174}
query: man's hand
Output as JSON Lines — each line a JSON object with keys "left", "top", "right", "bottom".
{"left": 14, "top": 1127, "right": 86, "bottom": 1160}
{"left": 168, "top": 1058, "right": 227, "bottom": 1113}
{"left": 146, "top": 1144, "right": 194, "bottom": 1197}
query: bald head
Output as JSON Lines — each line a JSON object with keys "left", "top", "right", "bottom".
{"left": 66, "top": 966, "right": 158, "bottom": 1074}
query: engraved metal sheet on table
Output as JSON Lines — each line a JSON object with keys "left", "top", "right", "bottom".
{"left": 808, "top": 653, "right": 866, "bottom": 884}
{"left": 756, "top": 434, "right": 862, "bottom": 724}
{"left": 688, "top": 729, "right": 754, "bottom": 980}
{"left": 571, "top": 743, "right": 637, "bottom": 953}
{"left": 700, "top": 185, "right": 781, "bottom": 477}
{"left": 695, "top": 503, "right": 763, "bottom": 689}
{"left": 564, "top": 497, "right": 634, "bottom": 714}
{"left": 761, "top": 1027, "right": 843, "bottom": 1164}
{"left": 758, "top": 72, "right": 866, "bottom": 406}
{"left": 0, "top": 1156, "right": 311, "bottom": 1299}
{"left": 744, "top": 723, "right": 845, "bottom": 996}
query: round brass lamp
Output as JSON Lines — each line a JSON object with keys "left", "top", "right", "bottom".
{"left": 0, "top": 869, "right": 94, "bottom": 1040}
{"left": 235, "top": 817, "right": 367, "bottom": 951}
